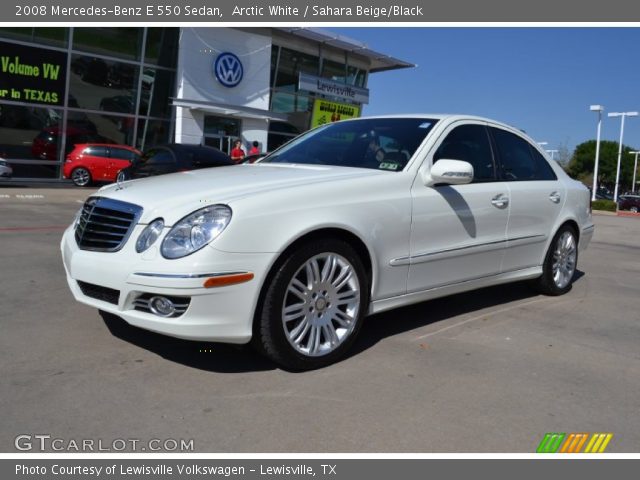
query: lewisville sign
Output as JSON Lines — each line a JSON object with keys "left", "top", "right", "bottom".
{"left": 298, "top": 72, "right": 369, "bottom": 104}
{"left": 0, "top": 41, "right": 67, "bottom": 106}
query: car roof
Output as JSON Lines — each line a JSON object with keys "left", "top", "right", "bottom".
{"left": 72, "top": 143, "right": 141, "bottom": 152}
{"left": 155, "top": 143, "right": 221, "bottom": 152}
{"left": 336, "top": 114, "right": 537, "bottom": 147}
{"left": 347, "top": 113, "right": 516, "bottom": 125}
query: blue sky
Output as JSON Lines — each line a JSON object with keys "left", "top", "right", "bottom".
{"left": 333, "top": 28, "right": 640, "bottom": 158}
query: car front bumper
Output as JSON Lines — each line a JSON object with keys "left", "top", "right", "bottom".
{"left": 60, "top": 225, "right": 275, "bottom": 343}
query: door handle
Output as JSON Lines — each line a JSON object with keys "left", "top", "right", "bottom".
{"left": 549, "top": 191, "right": 561, "bottom": 204}
{"left": 491, "top": 194, "right": 509, "bottom": 209}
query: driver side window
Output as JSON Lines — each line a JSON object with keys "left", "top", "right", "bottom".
{"left": 433, "top": 124, "right": 496, "bottom": 182}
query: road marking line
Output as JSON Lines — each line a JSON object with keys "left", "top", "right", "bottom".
{"left": 0, "top": 225, "right": 66, "bottom": 232}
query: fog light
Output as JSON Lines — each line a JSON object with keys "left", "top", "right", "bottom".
{"left": 149, "top": 296, "right": 176, "bottom": 317}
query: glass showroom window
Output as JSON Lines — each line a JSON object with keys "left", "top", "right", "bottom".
{"left": 145, "top": 28, "right": 179, "bottom": 68}
{"left": 69, "top": 54, "right": 140, "bottom": 114}
{"left": 73, "top": 27, "right": 143, "bottom": 62}
{"left": 0, "top": 27, "right": 68, "bottom": 48}
{"left": 137, "top": 119, "right": 171, "bottom": 152}
{"left": 142, "top": 68, "right": 175, "bottom": 119}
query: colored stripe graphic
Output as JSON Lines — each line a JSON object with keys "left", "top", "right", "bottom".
{"left": 536, "top": 433, "right": 566, "bottom": 453}
{"left": 560, "top": 433, "right": 589, "bottom": 453}
{"left": 537, "top": 433, "right": 613, "bottom": 453}
{"left": 584, "top": 433, "right": 613, "bottom": 453}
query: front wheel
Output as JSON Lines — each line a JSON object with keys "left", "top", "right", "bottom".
{"left": 256, "top": 239, "right": 369, "bottom": 370}
{"left": 533, "top": 225, "right": 578, "bottom": 296}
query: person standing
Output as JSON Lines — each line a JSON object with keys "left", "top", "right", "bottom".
{"left": 230, "top": 139, "right": 245, "bottom": 163}
{"left": 248, "top": 141, "right": 260, "bottom": 156}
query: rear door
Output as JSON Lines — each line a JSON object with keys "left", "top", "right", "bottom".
{"left": 83, "top": 145, "right": 109, "bottom": 180}
{"left": 488, "top": 126, "right": 564, "bottom": 272}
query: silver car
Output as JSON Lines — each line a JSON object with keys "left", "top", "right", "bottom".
{"left": 0, "top": 159, "right": 13, "bottom": 178}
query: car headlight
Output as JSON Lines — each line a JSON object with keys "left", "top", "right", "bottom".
{"left": 161, "top": 205, "right": 232, "bottom": 259}
{"left": 72, "top": 207, "right": 83, "bottom": 229}
{"left": 136, "top": 218, "right": 165, "bottom": 253}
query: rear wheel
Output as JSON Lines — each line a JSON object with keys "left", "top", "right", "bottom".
{"left": 71, "top": 167, "right": 91, "bottom": 187}
{"left": 631, "top": 206, "right": 638, "bottom": 213}
{"left": 533, "top": 224, "right": 578, "bottom": 296}
{"left": 256, "top": 239, "right": 369, "bottom": 370}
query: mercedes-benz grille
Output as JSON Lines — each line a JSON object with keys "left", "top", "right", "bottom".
{"left": 75, "top": 197, "right": 143, "bottom": 252}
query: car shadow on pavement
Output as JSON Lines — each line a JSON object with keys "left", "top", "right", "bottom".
{"left": 348, "top": 273, "right": 584, "bottom": 359}
{"left": 100, "top": 272, "right": 584, "bottom": 373}
{"left": 100, "top": 311, "right": 276, "bottom": 373}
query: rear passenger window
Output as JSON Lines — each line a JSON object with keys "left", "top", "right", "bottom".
{"left": 491, "top": 128, "right": 557, "bottom": 181}
{"left": 110, "top": 148, "right": 137, "bottom": 161}
{"left": 528, "top": 145, "right": 558, "bottom": 180}
{"left": 83, "top": 146, "right": 108, "bottom": 157}
{"left": 433, "top": 124, "right": 496, "bottom": 182}
{"left": 145, "top": 149, "right": 175, "bottom": 166}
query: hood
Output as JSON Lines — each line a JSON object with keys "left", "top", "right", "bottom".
{"left": 94, "top": 163, "right": 383, "bottom": 224}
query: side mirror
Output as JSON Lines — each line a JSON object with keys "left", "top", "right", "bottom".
{"left": 423, "top": 159, "right": 474, "bottom": 187}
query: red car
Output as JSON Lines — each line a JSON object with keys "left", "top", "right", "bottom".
{"left": 63, "top": 144, "right": 142, "bottom": 187}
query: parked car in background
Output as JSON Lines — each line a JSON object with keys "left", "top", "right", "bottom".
{"left": 0, "top": 158, "right": 12, "bottom": 178}
{"left": 63, "top": 144, "right": 142, "bottom": 187}
{"left": 595, "top": 187, "right": 614, "bottom": 200}
{"left": 617, "top": 194, "right": 640, "bottom": 213}
{"left": 32, "top": 127, "right": 113, "bottom": 161}
{"left": 116, "top": 144, "right": 233, "bottom": 181}
{"left": 62, "top": 115, "right": 594, "bottom": 370}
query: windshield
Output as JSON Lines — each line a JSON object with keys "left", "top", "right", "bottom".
{"left": 263, "top": 118, "right": 438, "bottom": 171}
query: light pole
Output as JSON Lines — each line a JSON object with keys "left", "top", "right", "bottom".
{"left": 546, "top": 149, "right": 559, "bottom": 161}
{"left": 608, "top": 111, "right": 638, "bottom": 201}
{"left": 630, "top": 151, "right": 640, "bottom": 193}
{"left": 590, "top": 105, "right": 604, "bottom": 201}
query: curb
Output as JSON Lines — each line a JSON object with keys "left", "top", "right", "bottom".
{"left": 616, "top": 211, "right": 640, "bottom": 218}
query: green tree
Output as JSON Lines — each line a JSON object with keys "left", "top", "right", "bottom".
{"left": 566, "top": 140, "right": 637, "bottom": 192}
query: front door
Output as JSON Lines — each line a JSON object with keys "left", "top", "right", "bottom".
{"left": 408, "top": 122, "right": 509, "bottom": 293}
{"left": 203, "top": 115, "right": 241, "bottom": 156}
{"left": 203, "top": 134, "right": 233, "bottom": 156}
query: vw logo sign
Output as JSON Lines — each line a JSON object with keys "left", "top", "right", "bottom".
{"left": 214, "top": 52, "right": 243, "bottom": 88}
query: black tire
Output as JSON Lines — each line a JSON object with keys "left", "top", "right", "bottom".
{"left": 71, "top": 167, "right": 92, "bottom": 187}
{"left": 116, "top": 169, "right": 129, "bottom": 183}
{"left": 256, "top": 238, "right": 369, "bottom": 371}
{"left": 532, "top": 224, "right": 578, "bottom": 296}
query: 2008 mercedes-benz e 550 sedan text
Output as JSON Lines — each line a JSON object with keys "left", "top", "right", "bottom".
{"left": 61, "top": 115, "right": 594, "bottom": 370}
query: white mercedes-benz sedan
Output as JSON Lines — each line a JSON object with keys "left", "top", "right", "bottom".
{"left": 61, "top": 115, "right": 594, "bottom": 370}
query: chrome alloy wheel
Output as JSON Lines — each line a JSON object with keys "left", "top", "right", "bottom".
{"left": 281, "top": 253, "right": 361, "bottom": 357}
{"left": 552, "top": 231, "right": 577, "bottom": 289}
{"left": 72, "top": 168, "right": 90, "bottom": 186}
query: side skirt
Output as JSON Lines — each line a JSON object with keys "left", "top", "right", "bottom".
{"left": 368, "top": 266, "right": 543, "bottom": 316}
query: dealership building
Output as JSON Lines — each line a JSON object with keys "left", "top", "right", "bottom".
{"left": 0, "top": 27, "right": 412, "bottom": 180}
